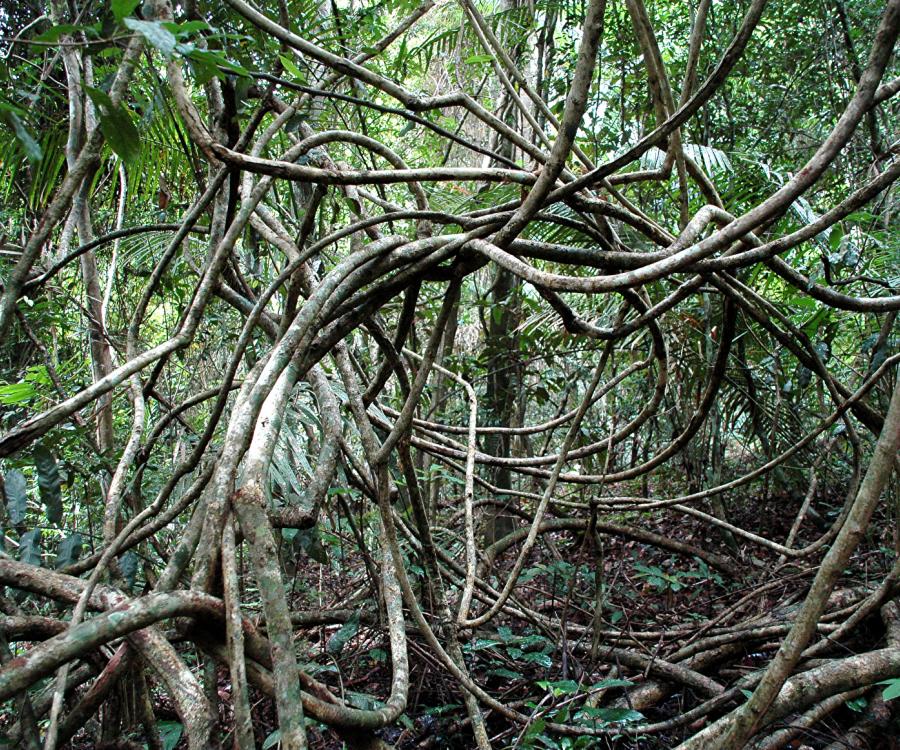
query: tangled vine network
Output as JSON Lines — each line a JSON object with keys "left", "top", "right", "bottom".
{"left": 0, "top": 0, "right": 899, "bottom": 747}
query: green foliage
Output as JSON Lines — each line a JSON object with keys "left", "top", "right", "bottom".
{"left": 156, "top": 720, "right": 183, "bottom": 750}
{"left": 466, "top": 625, "right": 555, "bottom": 671}
{"left": 519, "top": 677, "right": 645, "bottom": 748}
{"left": 0, "top": 0, "right": 896, "bottom": 745}
{"left": 84, "top": 86, "right": 141, "bottom": 165}
{"left": 290, "top": 525, "right": 329, "bottom": 564}
{"left": 879, "top": 678, "right": 900, "bottom": 701}
{"left": 18, "top": 528, "right": 41, "bottom": 566}
{"left": 123, "top": 18, "right": 178, "bottom": 58}
{"left": 3, "top": 469, "right": 27, "bottom": 526}
{"left": 326, "top": 612, "right": 360, "bottom": 656}
{"left": 33, "top": 445, "right": 62, "bottom": 525}
{"left": 54, "top": 532, "right": 83, "bottom": 568}
{"left": 119, "top": 550, "right": 139, "bottom": 591}
{"left": 112, "top": 0, "right": 140, "bottom": 23}
{"left": 1, "top": 110, "right": 42, "bottom": 164}
{"left": 0, "top": 381, "right": 36, "bottom": 405}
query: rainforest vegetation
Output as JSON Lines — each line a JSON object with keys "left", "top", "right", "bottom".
{"left": 0, "top": 0, "right": 899, "bottom": 747}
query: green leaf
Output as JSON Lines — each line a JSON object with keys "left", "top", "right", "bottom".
{"left": 0, "top": 382, "right": 36, "bottom": 404}
{"left": 285, "top": 114, "right": 304, "bottom": 133}
{"left": 119, "top": 550, "right": 139, "bottom": 590}
{"left": 465, "top": 54, "right": 494, "bottom": 64}
{"left": 162, "top": 20, "right": 212, "bottom": 37}
{"left": 111, "top": 0, "right": 140, "bottom": 23}
{"left": 279, "top": 54, "right": 305, "bottom": 80}
{"left": 589, "top": 678, "right": 634, "bottom": 690}
{"left": 262, "top": 729, "right": 281, "bottom": 749}
{"left": 3, "top": 470, "right": 27, "bottom": 526}
{"left": 521, "top": 651, "right": 553, "bottom": 668}
{"left": 537, "top": 679, "right": 580, "bottom": 696}
{"left": 575, "top": 706, "right": 644, "bottom": 724}
{"left": 326, "top": 612, "right": 360, "bottom": 656}
{"left": 346, "top": 690, "right": 386, "bottom": 711}
{"left": 33, "top": 24, "right": 80, "bottom": 42}
{"left": 99, "top": 107, "right": 140, "bottom": 164}
{"left": 280, "top": 527, "right": 298, "bottom": 543}
{"left": 157, "top": 721, "right": 183, "bottom": 750}
{"left": 185, "top": 48, "right": 250, "bottom": 81}
{"left": 18, "top": 528, "right": 42, "bottom": 566}
{"left": 84, "top": 86, "right": 141, "bottom": 164}
{"left": 829, "top": 225, "right": 843, "bottom": 252}
{"left": 497, "top": 625, "right": 514, "bottom": 641}
{"left": 469, "top": 638, "right": 501, "bottom": 651}
{"left": 523, "top": 718, "right": 546, "bottom": 738}
{"left": 3, "top": 113, "right": 42, "bottom": 164}
{"left": 33, "top": 446, "right": 62, "bottom": 525}
{"left": 293, "top": 526, "right": 328, "bottom": 564}
{"left": 55, "top": 533, "right": 83, "bottom": 568}
{"left": 879, "top": 678, "right": 900, "bottom": 701}
{"left": 124, "top": 18, "right": 177, "bottom": 57}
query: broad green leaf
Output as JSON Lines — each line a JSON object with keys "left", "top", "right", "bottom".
{"left": 575, "top": 706, "right": 644, "bottom": 723}
{"left": 326, "top": 612, "right": 360, "bottom": 656}
{"left": 33, "top": 446, "right": 62, "bottom": 525}
{"left": 157, "top": 721, "right": 183, "bottom": 750}
{"left": 119, "top": 550, "right": 139, "bottom": 590}
{"left": 537, "top": 679, "right": 580, "bottom": 696}
{"left": 111, "top": 0, "right": 140, "bottom": 23}
{"left": 346, "top": 690, "right": 386, "bottom": 710}
{"left": 262, "top": 729, "right": 281, "bottom": 749}
{"left": 468, "top": 638, "right": 501, "bottom": 650}
{"left": 879, "top": 678, "right": 900, "bottom": 701}
{"left": 589, "top": 678, "right": 633, "bottom": 690}
{"left": 3, "top": 470, "right": 27, "bottom": 525}
{"left": 523, "top": 718, "right": 546, "bottom": 738}
{"left": 162, "top": 20, "right": 211, "bottom": 36}
{"left": 18, "top": 528, "right": 42, "bottom": 566}
{"left": 124, "top": 18, "right": 177, "bottom": 57}
{"left": 100, "top": 106, "right": 141, "bottom": 164}
{"left": 84, "top": 87, "right": 140, "bottom": 164}
{"left": 829, "top": 225, "right": 843, "bottom": 252}
{"left": 293, "top": 526, "right": 328, "bottom": 563}
{"left": 521, "top": 651, "right": 553, "bottom": 668}
{"left": 497, "top": 626, "right": 515, "bottom": 641}
{"left": 33, "top": 24, "right": 80, "bottom": 42}
{"left": 55, "top": 533, "right": 83, "bottom": 568}
{"left": 285, "top": 114, "right": 304, "bottom": 133}
{"left": 279, "top": 54, "right": 305, "bottom": 80}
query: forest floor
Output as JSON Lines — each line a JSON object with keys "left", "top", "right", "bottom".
{"left": 59, "top": 483, "right": 899, "bottom": 750}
